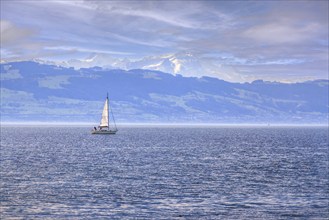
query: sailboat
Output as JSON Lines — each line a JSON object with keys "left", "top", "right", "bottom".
{"left": 92, "top": 93, "right": 118, "bottom": 134}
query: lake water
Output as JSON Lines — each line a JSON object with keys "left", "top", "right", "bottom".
{"left": 0, "top": 126, "right": 328, "bottom": 219}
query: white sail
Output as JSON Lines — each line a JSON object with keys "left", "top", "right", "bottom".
{"left": 92, "top": 93, "right": 118, "bottom": 134}
{"left": 99, "top": 98, "right": 109, "bottom": 128}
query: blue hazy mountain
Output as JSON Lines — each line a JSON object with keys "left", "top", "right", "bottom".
{"left": 1, "top": 61, "right": 328, "bottom": 124}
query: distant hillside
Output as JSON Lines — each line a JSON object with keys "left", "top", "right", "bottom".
{"left": 1, "top": 61, "right": 328, "bottom": 124}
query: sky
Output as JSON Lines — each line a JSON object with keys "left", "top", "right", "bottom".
{"left": 0, "top": 0, "right": 328, "bottom": 82}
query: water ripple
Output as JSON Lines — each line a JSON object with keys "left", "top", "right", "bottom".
{"left": 0, "top": 126, "right": 328, "bottom": 219}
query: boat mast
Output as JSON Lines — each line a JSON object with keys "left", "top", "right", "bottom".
{"left": 107, "top": 92, "right": 109, "bottom": 131}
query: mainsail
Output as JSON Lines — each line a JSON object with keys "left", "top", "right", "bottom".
{"left": 92, "top": 93, "right": 118, "bottom": 134}
{"left": 99, "top": 97, "right": 109, "bottom": 128}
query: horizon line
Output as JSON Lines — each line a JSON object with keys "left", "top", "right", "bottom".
{"left": 1, "top": 122, "right": 328, "bottom": 127}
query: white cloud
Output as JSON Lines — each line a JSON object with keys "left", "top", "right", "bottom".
{"left": 0, "top": 0, "right": 328, "bottom": 82}
{"left": 44, "top": 46, "right": 133, "bottom": 56}
{"left": 0, "top": 20, "right": 35, "bottom": 46}
{"left": 243, "top": 22, "right": 322, "bottom": 44}
{"left": 0, "top": 20, "right": 50, "bottom": 61}
{"left": 87, "top": 0, "right": 217, "bottom": 29}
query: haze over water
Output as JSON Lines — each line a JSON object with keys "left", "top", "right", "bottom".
{"left": 1, "top": 126, "right": 328, "bottom": 219}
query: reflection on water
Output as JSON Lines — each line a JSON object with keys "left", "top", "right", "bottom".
{"left": 1, "top": 126, "right": 328, "bottom": 219}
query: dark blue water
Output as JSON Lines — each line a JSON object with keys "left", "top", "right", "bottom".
{"left": 1, "top": 126, "right": 328, "bottom": 219}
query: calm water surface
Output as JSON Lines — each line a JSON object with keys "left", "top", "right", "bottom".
{"left": 0, "top": 126, "right": 328, "bottom": 219}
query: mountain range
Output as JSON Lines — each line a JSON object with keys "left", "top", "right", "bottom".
{"left": 1, "top": 61, "right": 328, "bottom": 124}
{"left": 39, "top": 52, "right": 225, "bottom": 79}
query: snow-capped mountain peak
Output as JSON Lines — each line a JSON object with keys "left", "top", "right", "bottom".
{"left": 26, "top": 52, "right": 215, "bottom": 78}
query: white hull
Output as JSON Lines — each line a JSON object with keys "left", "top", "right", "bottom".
{"left": 92, "top": 93, "right": 118, "bottom": 135}
{"left": 91, "top": 130, "right": 117, "bottom": 135}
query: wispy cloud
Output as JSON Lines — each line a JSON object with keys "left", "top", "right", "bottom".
{"left": 0, "top": 20, "right": 45, "bottom": 59}
{"left": 44, "top": 46, "right": 133, "bottom": 56}
{"left": 1, "top": 20, "right": 35, "bottom": 46}
{"left": 0, "top": 0, "right": 328, "bottom": 82}
{"left": 88, "top": 0, "right": 224, "bottom": 30}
